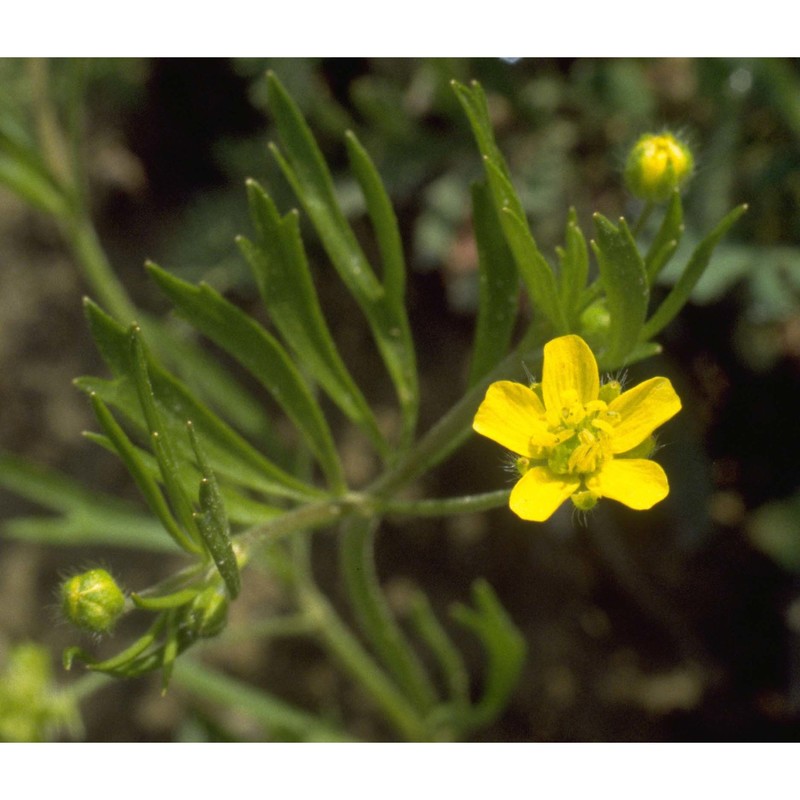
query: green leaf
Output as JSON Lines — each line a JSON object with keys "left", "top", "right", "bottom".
{"left": 556, "top": 208, "right": 589, "bottom": 325}
{"left": 450, "top": 80, "right": 513, "bottom": 191}
{"left": 89, "top": 392, "right": 194, "bottom": 553}
{"left": 3, "top": 513, "right": 172, "bottom": 552}
{"left": 150, "top": 315, "right": 277, "bottom": 445}
{"left": 129, "top": 325, "right": 204, "bottom": 553}
{"left": 344, "top": 130, "right": 406, "bottom": 305}
{"left": 620, "top": 341, "right": 664, "bottom": 367}
{"left": 266, "top": 72, "right": 418, "bottom": 448}
{"left": 451, "top": 579, "right": 526, "bottom": 729}
{"left": 131, "top": 588, "right": 200, "bottom": 611}
{"left": 407, "top": 589, "right": 470, "bottom": 708}
{"left": 451, "top": 80, "right": 566, "bottom": 333}
{"left": 591, "top": 213, "right": 649, "bottom": 366}
{"left": 644, "top": 190, "right": 684, "bottom": 281}
{"left": 161, "top": 612, "right": 180, "bottom": 692}
{"left": 65, "top": 616, "right": 167, "bottom": 673}
{"left": 480, "top": 154, "right": 525, "bottom": 217}
{"left": 497, "top": 199, "right": 567, "bottom": 333}
{"left": 85, "top": 431, "right": 282, "bottom": 528}
{"left": 266, "top": 73, "right": 381, "bottom": 299}
{"left": 146, "top": 261, "right": 345, "bottom": 491}
{"left": 81, "top": 298, "right": 320, "bottom": 501}
{"left": 640, "top": 203, "right": 748, "bottom": 341}
{"left": 240, "top": 183, "right": 386, "bottom": 457}
{"left": 339, "top": 517, "right": 437, "bottom": 712}
{"left": 467, "top": 180, "right": 519, "bottom": 386}
{"left": 188, "top": 422, "right": 241, "bottom": 599}
{"left": 0, "top": 452, "right": 175, "bottom": 552}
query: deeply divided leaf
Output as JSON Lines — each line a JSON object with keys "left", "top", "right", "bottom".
{"left": 266, "top": 72, "right": 419, "bottom": 449}
{"left": 241, "top": 183, "right": 386, "bottom": 458}
{"left": 467, "top": 181, "right": 519, "bottom": 386}
{"left": 453, "top": 81, "right": 567, "bottom": 334}
{"left": 146, "top": 261, "right": 345, "bottom": 491}
{"left": 345, "top": 131, "right": 407, "bottom": 305}
{"left": 591, "top": 214, "right": 649, "bottom": 366}
{"left": 557, "top": 209, "right": 589, "bottom": 325}
{"left": 640, "top": 203, "right": 748, "bottom": 341}
{"left": 81, "top": 298, "right": 319, "bottom": 501}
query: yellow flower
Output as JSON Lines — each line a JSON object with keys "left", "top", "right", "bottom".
{"left": 473, "top": 335, "right": 681, "bottom": 521}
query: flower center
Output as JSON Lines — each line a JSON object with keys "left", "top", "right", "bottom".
{"left": 532, "top": 394, "right": 617, "bottom": 477}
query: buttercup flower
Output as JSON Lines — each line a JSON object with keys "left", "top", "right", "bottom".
{"left": 473, "top": 335, "right": 681, "bottom": 521}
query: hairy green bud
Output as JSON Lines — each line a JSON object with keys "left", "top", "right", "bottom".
{"left": 61, "top": 569, "right": 125, "bottom": 634}
{"left": 624, "top": 132, "right": 694, "bottom": 203}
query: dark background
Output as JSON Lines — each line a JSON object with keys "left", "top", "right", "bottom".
{"left": 2, "top": 57, "right": 800, "bottom": 741}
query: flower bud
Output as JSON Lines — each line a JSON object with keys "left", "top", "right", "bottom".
{"left": 624, "top": 132, "right": 694, "bottom": 203}
{"left": 61, "top": 568, "right": 125, "bottom": 634}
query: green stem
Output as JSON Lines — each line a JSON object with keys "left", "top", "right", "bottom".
{"left": 381, "top": 489, "right": 511, "bottom": 518}
{"left": 28, "top": 59, "right": 138, "bottom": 326}
{"left": 63, "top": 214, "right": 139, "bottom": 324}
{"left": 338, "top": 516, "right": 438, "bottom": 712}
{"left": 239, "top": 498, "right": 355, "bottom": 553}
{"left": 632, "top": 200, "right": 655, "bottom": 237}
{"left": 28, "top": 58, "right": 74, "bottom": 191}
{"left": 290, "top": 531, "right": 431, "bottom": 741}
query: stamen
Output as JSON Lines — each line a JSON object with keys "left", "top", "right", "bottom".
{"left": 591, "top": 418, "right": 614, "bottom": 434}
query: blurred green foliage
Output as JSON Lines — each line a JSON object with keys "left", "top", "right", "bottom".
{"left": 0, "top": 641, "right": 80, "bottom": 742}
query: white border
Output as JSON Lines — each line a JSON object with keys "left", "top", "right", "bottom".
{"left": 6, "top": 742, "right": 800, "bottom": 799}
{"left": 0, "top": 3, "right": 793, "bottom": 57}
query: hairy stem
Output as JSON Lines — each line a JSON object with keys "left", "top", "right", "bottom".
{"left": 380, "top": 489, "right": 511, "bottom": 518}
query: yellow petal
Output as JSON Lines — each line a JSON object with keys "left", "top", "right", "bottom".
{"left": 509, "top": 467, "right": 580, "bottom": 521}
{"left": 542, "top": 335, "right": 600, "bottom": 414}
{"left": 587, "top": 458, "right": 669, "bottom": 510}
{"left": 473, "top": 381, "right": 546, "bottom": 456}
{"left": 607, "top": 377, "right": 681, "bottom": 453}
